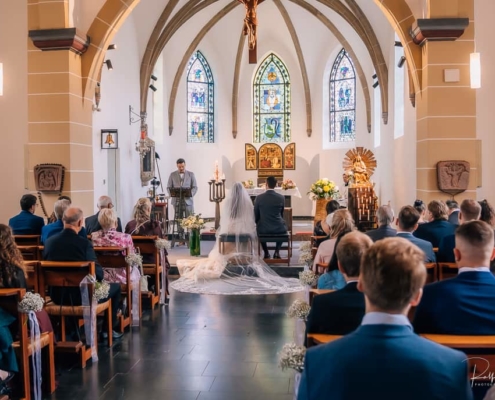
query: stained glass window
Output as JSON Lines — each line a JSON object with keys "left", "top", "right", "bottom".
{"left": 330, "top": 49, "right": 356, "bottom": 142}
{"left": 186, "top": 51, "right": 214, "bottom": 143}
{"left": 253, "top": 53, "right": 291, "bottom": 143}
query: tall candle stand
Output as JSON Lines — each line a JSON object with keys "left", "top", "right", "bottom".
{"left": 209, "top": 178, "right": 226, "bottom": 230}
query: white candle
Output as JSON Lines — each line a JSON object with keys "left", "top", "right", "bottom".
{"left": 221, "top": 173, "right": 225, "bottom": 180}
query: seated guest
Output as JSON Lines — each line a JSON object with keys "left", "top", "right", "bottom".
{"left": 365, "top": 205, "right": 396, "bottom": 242}
{"left": 315, "top": 210, "right": 354, "bottom": 289}
{"left": 92, "top": 208, "right": 135, "bottom": 284}
{"left": 413, "top": 200, "right": 456, "bottom": 247}
{"left": 479, "top": 199, "right": 495, "bottom": 228}
{"left": 47, "top": 195, "right": 72, "bottom": 224}
{"left": 8, "top": 194, "right": 44, "bottom": 235}
{"left": 446, "top": 199, "right": 460, "bottom": 226}
{"left": 396, "top": 206, "right": 436, "bottom": 262}
{"left": 313, "top": 200, "right": 339, "bottom": 247}
{"left": 414, "top": 220, "right": 495, "bottom": 335}
{"left": 86, "top": 195, "right": 123, "bottom": 234}
{"left": 306, "top": 232, "right": 371, "bottom": 339}
{"left": 437, "top": 199, "right": 481, "bottom": 263}
{"left": 413, "top": 199, "right": 428, "bottom": 224}
{"left": 43, "top": 207, "right": 123, "bottom": 339}
{"left": 299, "top": 237, "right": 472, "bottom": 400}
{"left": 254, "top": 177, "right": 287, "bottom": 259}
{"left": 41, "top": 199, "right": 87, "bottom": 243}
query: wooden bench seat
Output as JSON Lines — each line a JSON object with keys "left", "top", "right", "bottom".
{"left": 258, "top": 233, "right": 292, "bottom": 266}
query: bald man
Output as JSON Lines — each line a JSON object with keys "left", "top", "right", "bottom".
{"left": 85, "top": 195, "right": 123, "bottom": 234}
{"left": 43, "top": 207, "right": 123, "bottom": 339}
{"left": 414, "top": 220, "right": 495, "bottom": 335}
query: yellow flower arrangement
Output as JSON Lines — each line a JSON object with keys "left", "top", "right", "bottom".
{"left": 307, "top": 178, "right": 339, "bottom": 200}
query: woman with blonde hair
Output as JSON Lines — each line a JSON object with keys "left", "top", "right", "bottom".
{"left": 125, "top": 198, "right": 162, "bottom": 237}
{"left": 313, "top": 210, "right": 355, "bottom": 289}
{"left": 92, "top": 208, "right": 135, "bottom": 283}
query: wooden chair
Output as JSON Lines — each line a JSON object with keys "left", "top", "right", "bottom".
{"left": 284, "top": 207, "right": 293, "bottom": 248}
{"left": 14, "top": 235, "right": 41, "bottom": 246}
{"left": 258, "top": 233, "right": 292, "bottom": 266}
{"left": 17, "top": 245, "right": 41, "bottom": 262}
{"left": 24, "top": 260, "right": 38, "bottom": 293}
{"left": 425, "top": 262, "right": 438, "bottom": 283}
{"left": 0, "top": 288, "right": 56, "bottom": 399}
{"left": 309, "top": 289, "right": 335, "bottom": 306}
{"left": 438, "top": 262, "right": 458, "bottom": 281}
{"left": 94, "top": 247, "right": 137, "bottom": 332}
{"left": 38, "top": 261, "right": 112, "bottom": 367}
{"left": 218, "top": 234, "right": 254, "bottom": 255}
{"left": 131, "top": 236, "right": 163, "bottom": 309}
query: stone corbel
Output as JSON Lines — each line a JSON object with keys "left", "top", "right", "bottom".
{"left": 29, "top": 28, "right": 90, "bottom": 55}
{"left": 410, "top": 18, "right": 469, "bottom": 46}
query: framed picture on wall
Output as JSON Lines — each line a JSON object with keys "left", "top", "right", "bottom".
{"left": 283, "top": 143, "right": 295, "bottom": 170}
{"left": 101, "top": 129, "right": 118, "bottom": 149}
{"left": 245, "top": 144, "right": 258, "bottom": 170}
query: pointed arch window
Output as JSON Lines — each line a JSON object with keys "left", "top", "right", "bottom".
{"left": 253, "top": 53, "right": 291, "bottom": 143}
{"left": 330, "top": 49, "right": 356, "bottom": 142}
{"left": 186, "top": 51, "right": 214, "bottom": 143}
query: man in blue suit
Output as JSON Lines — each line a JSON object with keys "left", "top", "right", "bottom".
{"left": 365, "top": 205, "right": 396, "bottom": 242}
{"left": 414, "top": 220, "right": 495, "bottom": 335}
{"left": 41, "top": 199, "right": 87, "bottom": 243}
{"left": 9, "top": 194, "right": 45, "bottom": 235}
{"left": 305, "top": 232, "right": 372, "bottom": 340}
{"left": 396, "top": 205, "right": 436, "bottom": 262}
{"left": 437, "top": 199, "right": 481, "bottom": 263}
{"left": 299, "top": 237, "right": 472, "bottom": 400}
{"left": 413, "top": 200, "right": 456, "bottom": 247}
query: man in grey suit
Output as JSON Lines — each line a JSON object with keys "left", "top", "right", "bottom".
{"left": 254, "top": 176, "right": 287, "bottom": 259}
{"left": 396, "top": 205, "right": 436, "bottom": 262}
{"left": 167, "top": 158, "right": 198, "bottom": 216}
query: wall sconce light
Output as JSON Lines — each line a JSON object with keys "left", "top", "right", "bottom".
{"left": 149, "top": 84, "right": 157, "bottom": 92}
{"left": 394, "top": 41, "right": 403, "bottom": 47}
{"left": 151, "top": 74, "right": 158, "bottom": 81}
{"left": 372, "top": 74, "right": 377, "bottom": 80}
{"left": 0, "top": 63, "right": 3, "bottom": 96}
{"left": 104, "top": 60, "right": 113, "bottom": 70}
{"left": 373, "top": 81, "right": 379, "bottom": 89}
{"left": 107, "top": 44, "right": 117, "bottom": 50}
{"left": 397, "top": 56, "right": 406, "bottom": 68}
{"left": 470, "top": 52, "right": 481, "bottom": 89}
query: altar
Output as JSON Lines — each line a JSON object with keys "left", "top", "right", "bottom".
{"left": 246, "top": 187, "right": 301, "bottom": 207}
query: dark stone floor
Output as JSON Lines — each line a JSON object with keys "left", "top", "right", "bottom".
{"left": 46, "top": 289, "right": 300, "bottom": 400}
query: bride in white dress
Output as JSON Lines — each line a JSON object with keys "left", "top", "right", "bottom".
{"left": 170, "top": 182, "right": 303, "bottom": 295}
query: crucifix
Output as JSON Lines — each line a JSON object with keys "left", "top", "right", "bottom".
{"left": 238, "top": 0, "right": 264, "bottom": 64}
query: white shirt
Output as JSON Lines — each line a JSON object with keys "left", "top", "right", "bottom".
{"left": 361, "top": 312, "right": 412, "bottom": 329}
{"left": 458, "top": 267, "right": 491, "bottom": 274}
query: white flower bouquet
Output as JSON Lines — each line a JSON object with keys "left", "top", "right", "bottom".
{"left": 278, "top": 342, "right": 306, "bottom": 373}
{"left": 281, "top": 179, "right": 296, "bottom": 190}
{"left": 180, "top": 214, "right": 205, "bottom": 230}
{"left": 298, "top": 252, "right": 313, "bottom": 267}
{"left": 307, "top": 178, "right": 339, "bottom": 200}
{"left": 126, "top": 253, "right": 143, "bottom": 268}
{"left": 19, "top": 292, "right": 45, "bottom": 313}
{"left": 242, "top": 180, "right": 255, "bottom": 189}
{"left": 94, "top": 281, "right": 110, "bottom": 302}
{"left": 299, "top": 270, "right": 318, "bottom": 287}
{"left": 286, "top": 299, "right": 311, "bottom": 320}
{"left": 155, "top": 238, "right": 171, "bottom": 250}
{"left": 299, "top": 241, "right": 312, "bottom": 253}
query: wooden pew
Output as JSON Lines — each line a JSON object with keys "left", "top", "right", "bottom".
{"left": 24, "top": 261, "right": 38, "bottom": 293}
{"left": 438, "top": 262, "right": 458, "bottom": 281}
{"left": 14, "top": 235, "right": 40, "bottom": 246}
{"left": 94, "top": 247, "right": 137, "bottom": 332}
{"left": 38, "top": 261, "right": 112, "bottom": 367}
{"left": 17, "top": 245, "right": 41, "bottom": 262}
{"left": 424, "top": 262, "right": 438, "bottom": 284}
{"left": 309, "top": 289, "right": 335, "bottom": 306}
{"left": 131, "top": 236, "right": 163, "bottom": 309}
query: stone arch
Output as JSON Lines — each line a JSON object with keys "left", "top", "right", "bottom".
{"left": 373, "top": 0, "right": 422, "bottom": 94}
{"left": 81, "top": 0, "right": 141, "bottom": 101}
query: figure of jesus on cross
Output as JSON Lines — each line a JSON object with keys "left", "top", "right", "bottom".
{"left": 238, "top": 0, "right": 264, "bottom": 63}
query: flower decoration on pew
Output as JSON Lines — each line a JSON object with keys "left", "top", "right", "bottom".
{"left": 180, "top": 214, "right": 205, "bottom": 230}
{"left": 278, "top": 342, "right": 306, "bottom": 373}
{"left": 155, "top": 238, "right": 171, "bottom": 250}
{"left": 242, "top": 179, "right": 255, "bottom": 189}
{"left": 298, "top": 241, "right": 313, "bottom": 267}
{"left": 286, "top": 299, "right": 311, "bottom": 321}
{"left": 125, "top": 253, "right": 143, "bottom": 268}
{"left": 18, "top": 292, "right": 45, "bottom": 313}
{"left": 307, "top": 178, "right": 339, "bottom": 200}
{"left": 299, "top": 270, "right": 318, "bottom": 287}
{"left": 94, "top": 281, "right": 110, "bottom": 302}
{"left": 281, "top": 179, "right": 296, "bottom": 190}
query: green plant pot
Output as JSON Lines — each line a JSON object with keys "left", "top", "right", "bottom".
{"left": 190, "top": 228, "right": 201, "bottom": 256}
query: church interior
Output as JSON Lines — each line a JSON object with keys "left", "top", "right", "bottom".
{"left": 1, "top": 0, "right": 495, "bottom": 399}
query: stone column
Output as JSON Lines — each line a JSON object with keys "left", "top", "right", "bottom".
{"left": 414, "top": 0, "right": 478, "bottom": 203}
{"left": 27, "top": 0, "right": 94, "bottom": 218}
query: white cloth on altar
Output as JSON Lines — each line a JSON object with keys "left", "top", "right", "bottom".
{"left": 245, "top": 187, "right": 301, "bottom": 198}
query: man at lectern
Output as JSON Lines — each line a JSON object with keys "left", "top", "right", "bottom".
{"left": 167, "top": 158, "right": 198, "bottom": 215}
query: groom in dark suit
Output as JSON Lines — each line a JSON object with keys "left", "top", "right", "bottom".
{"left": 254, "top": 176, "right": 287, "bottom": 259}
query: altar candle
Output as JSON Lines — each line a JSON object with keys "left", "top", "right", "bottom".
{"left": 221, "top": 173, "right": 225, "bottom": 180}
{"left": 358, "top": 210, "right": 361, "bottom": 219}
{"left": 367, "top": 210, "right": 370, "bottom": 219}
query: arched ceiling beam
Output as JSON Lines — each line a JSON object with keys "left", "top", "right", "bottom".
{"left": 288, "top": 0, "right": 371, "bottom": 132}
{"left": 317, "top": 0, "right": 388, "bottom": 124}
{"left": 273, "top": 0, "right": 312, "bottom": 137}
{"left": 140, "top": 0, "right": 181, "bottom": 112}
{"left": 168, "top": 1, "right": 240, "bottom": 135}
{"left": 232, "top": 29, "right": 246, "bottom": 139}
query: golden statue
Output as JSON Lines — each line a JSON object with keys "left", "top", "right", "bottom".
{"left": 342, "top": 147, "right": 377, "bottom": 187}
